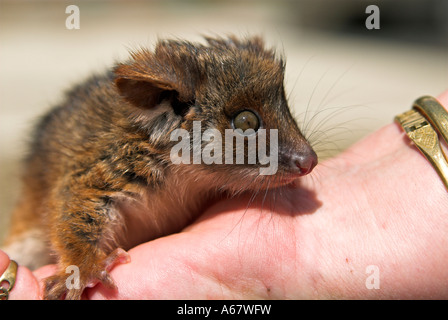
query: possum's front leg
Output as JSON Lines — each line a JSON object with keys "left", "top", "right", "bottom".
{"left": 43, "top": 178, "right": 131, "bottom": 300}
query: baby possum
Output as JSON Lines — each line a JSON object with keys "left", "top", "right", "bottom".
{"left": 2, "top": 36, "right": 317, "bottom": 299}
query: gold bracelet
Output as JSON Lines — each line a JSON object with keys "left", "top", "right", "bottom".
{"left": 412, "top": 96, "right": 448, "bottom": 145}
{"left": 395, "top": 96, "right": 448, "bottom": 191}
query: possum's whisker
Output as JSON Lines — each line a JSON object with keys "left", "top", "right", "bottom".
{"left": 303, "top": 104, "right": 365, "bottom": 142}
{"left": 316, "top": 64, "right": 354, "bottom": 110}
{"left": 303, "top": 68, "right": 331, "bottom": 133}
{"left": 222, "top": 172, "right": 263, "bottom": 241}
{"left": 287, "top": 55, "right": 316, "bottom": 102}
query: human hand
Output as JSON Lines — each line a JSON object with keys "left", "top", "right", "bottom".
{"left": 3, "top": 91, "right": 448, "bottom": 299}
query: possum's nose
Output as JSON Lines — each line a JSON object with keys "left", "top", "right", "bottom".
{"left": 290, "top": 148, "right": 318, "bottom": 176}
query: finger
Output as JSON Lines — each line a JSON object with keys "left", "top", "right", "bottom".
{"left": 33, "top": 264, "right": 58, "bottom": 282}
{"left": 0, "top": 250, "right": 42, "bottom": 299}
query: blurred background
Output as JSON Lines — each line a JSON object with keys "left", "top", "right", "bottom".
{"left": 1, "top": 0, "right": 447, "bottom": 241}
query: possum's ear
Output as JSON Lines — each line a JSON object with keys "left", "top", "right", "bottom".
{"left": 114, "top": 43, "right": 203, "bottom": 110}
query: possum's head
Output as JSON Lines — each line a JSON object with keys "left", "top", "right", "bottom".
{"left": 114, "top": 36, "right": 317, "bottom": 192}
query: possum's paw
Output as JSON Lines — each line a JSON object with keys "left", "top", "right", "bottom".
{"left": 43, "top": 248, "right": 130, "bottom": 300}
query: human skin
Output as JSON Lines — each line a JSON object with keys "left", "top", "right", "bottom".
{"left": 2, "top": 91, "right": 448, "bottom": 299}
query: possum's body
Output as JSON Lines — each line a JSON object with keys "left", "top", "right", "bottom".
{"left": 2, "top": 36, "right": 317, "bottom": 299}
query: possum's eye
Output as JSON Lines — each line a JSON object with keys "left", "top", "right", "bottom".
{"left": 232, "top": 110, "right": 260, "bottom": 134}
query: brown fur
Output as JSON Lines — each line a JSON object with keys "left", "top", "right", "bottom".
{"left": 2, "top": 36, "right": 317, "bottom": 299}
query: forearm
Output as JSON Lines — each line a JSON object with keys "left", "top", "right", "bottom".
{"left": 303, "top": 92, "right": 448, "bottom": 298}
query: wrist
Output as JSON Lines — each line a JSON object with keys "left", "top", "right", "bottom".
{"left": 304, "top": 92, "right": 448, "bottom": 299}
